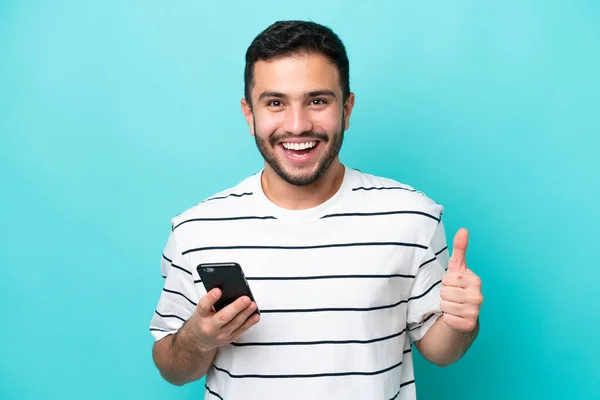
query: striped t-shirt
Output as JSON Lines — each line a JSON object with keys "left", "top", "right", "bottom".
{"left": 149, "top": 166, "right": 450, "bottom": 400}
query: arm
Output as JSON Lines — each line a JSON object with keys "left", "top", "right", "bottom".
{"left": 414, "top": 228, "right": 483, "bottom": 366}
{"left": 414, "top": 317, "right": 479, "bottom": 366}
{"left": 149, "top": 232, "right": 260, "bottom": 386}
{"left": 151, "top": 288, "right": 259, "bottom": 386}
{"left": 152, "top": 320, "right": 217, "bottom": 386}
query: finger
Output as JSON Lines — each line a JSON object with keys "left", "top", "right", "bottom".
{"left": 440, "top": 299, "right": 469, "bottom": 316}
{"left": 441, "top": 271, "right": 470, "bottom": 288}
{"left": 442, "top": 313, "right": 477, "bottom": 333}
{"left": 441, "top": 284, "right": 484, "bottom": 305}
{"left": 213, "top": 296, "right": 253, "bottom": 328}
{"left": 440, "top": 286, "right": 469, "bottom": 303}
{"left": 448, "top": 228, "right": 469, "bottom": 272}
{"left": 196, "top": 288, "right": 222, "bottom": 317}
{"left": 221, "top": 302, "right": 258, "bottom": 336}
{"left": 230, "top": 313, "right": 261, "bottom": 341}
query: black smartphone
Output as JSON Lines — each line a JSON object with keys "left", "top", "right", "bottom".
{"left": 196, "top": 262, "right": 259, "bottom": 315}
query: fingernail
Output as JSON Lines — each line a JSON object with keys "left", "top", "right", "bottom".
{"left": 212, "top": 289, "right": 220, "bottom": 298}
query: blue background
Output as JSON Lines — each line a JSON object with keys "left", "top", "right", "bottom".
{"left": 1, "top": 1, "right": 599, "bottom": 399}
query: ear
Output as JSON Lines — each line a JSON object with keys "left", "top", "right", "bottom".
{"left": 241, "top": 98, "right": 255, "bottom": 136}
{"left": 342, "top": 92, "right": 355, "bottom": 131}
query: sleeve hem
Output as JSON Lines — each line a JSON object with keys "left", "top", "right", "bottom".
{"left": 408, "top": 312, "right": 442, "bottom": 342}
{"left": 150, "top": 329, "right": 177, "bottom": 342}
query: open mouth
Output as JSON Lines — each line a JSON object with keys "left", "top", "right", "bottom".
{"left": 280, "top": 140, "right": 320, "bottom": 159}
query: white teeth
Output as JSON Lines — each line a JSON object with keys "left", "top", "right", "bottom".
{"left": 282, "top": 141, "right": 317, "bottom": 150}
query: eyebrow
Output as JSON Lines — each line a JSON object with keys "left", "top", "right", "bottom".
{"left": 307, "top": 89, "right": 336, "bottom": 98}
{"left": 257, "top": 89, "right": 337, "bottom": 102}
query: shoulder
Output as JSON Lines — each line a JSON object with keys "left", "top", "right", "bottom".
{"left": 169, "top": 172, "right": 261, "bottom": 230}
{"left": 346, "top": 167, "right": 444, "bottom": 218}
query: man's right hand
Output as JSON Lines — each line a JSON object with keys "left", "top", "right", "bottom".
{"left": 187, "top": 288, "right": 260, "bottom": 352}
{"left": 152, "top": 288, "right": 260, "bottom": 385}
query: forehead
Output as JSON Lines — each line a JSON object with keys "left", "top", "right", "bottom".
{"left": 251, "top": 53, "right": 341, "bottom": 97}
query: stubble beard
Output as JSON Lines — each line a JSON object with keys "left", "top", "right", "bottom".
{"left": 253, "top": 117, "right": 345, "bottom": 187}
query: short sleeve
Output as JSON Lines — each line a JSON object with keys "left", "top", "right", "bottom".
{"left": 406, "top": 220, "right": 450, "bottom": 342}
{"left": 149, "top": 230, "right": 200, "bottom": 341}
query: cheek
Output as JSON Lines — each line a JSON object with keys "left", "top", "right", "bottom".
{"left": 254, "top": 113, "right": 282, "bottom": 138}
{"left": 313, "top": 110, "right": 343, "bottom": 132}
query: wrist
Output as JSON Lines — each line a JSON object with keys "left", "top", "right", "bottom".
{"left": 175, "top": 316, "right": 214, "bottom": 354}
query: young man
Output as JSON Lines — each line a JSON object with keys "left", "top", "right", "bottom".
{"left": 150, "top": 20, "right": 483, "bottom": 400}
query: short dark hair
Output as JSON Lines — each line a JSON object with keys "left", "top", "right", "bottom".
{"left": 244, "top": 20, "right": 350, "bottom": 107}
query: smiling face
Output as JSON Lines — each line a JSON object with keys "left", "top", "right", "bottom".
{"left": 242, "top": 52, "right": 355, "bottom": 187}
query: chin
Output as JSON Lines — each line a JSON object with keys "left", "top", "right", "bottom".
{"left": 275, "top": 161, "right": 335, "bottom": 187}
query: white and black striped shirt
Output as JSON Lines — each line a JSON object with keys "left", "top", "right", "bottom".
{"left": 150, "top": 166, "right": 449, "bottom": 400}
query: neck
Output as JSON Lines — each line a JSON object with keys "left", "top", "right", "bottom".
{"left": 260, "top": 160, "right": 345, "bottom": 210}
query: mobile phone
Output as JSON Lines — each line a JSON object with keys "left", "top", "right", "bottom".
{"left": 196, "top": 262, "right": 259, "bottom": 315}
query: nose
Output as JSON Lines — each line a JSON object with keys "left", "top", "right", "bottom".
{"left": 282, "top": 104, "right": 313, "bottom": 135}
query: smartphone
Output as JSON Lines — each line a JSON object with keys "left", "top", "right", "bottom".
{"left": 196, "top": 262, "right": 259, "bottom": 315}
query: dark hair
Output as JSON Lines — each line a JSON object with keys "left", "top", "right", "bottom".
{"left": 244, "top": 20, "right": 350, "bottom": 107}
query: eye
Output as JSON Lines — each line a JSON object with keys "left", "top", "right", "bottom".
{"left": 311, "top": 98, "right": 327, "bottom": 106}
{"left": 267, "top": 100, "right": 283, "bottom": 107}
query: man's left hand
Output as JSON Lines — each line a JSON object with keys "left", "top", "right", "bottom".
{"left": 440, "top": 228, "right": 484, "bottom": 333}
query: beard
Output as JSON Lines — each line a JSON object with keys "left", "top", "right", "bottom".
{"left": 253, "top": 117, "right": 345, "bottom": 187}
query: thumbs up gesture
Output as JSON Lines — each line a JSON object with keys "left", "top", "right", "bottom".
{"left": 440, "top": 228, "right": 484, "bottom": 333}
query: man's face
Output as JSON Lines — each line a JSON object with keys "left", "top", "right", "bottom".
{"left": 242, "top": 53, "right": 354, "bottom": 186}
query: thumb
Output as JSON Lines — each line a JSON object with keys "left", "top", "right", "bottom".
{"left": 447, "top": 228, "right": 469, "bottom": 272}
{"left": 196, "top": 288, "right": 222, "bottom": 317}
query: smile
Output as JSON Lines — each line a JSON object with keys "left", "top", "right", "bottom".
{"left": 279, "top": 140, "right": 321, "bottom": 160}
{"left": 281, "top": 141, "right": 317, "bottom": 151}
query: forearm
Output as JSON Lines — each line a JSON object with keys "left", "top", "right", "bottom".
{"left": 152, "top": 320, "right": 217, "bottom": 386}
{"left": 415, "top": 316, "right": 479, "bottom": 366}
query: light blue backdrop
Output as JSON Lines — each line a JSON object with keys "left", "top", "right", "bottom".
{"left": 1, "top": 1, "right": 598, "bottom": 399}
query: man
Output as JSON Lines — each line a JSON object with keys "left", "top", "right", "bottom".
{"left": 149, "top": 20, "right": 483, "bottom": 400}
